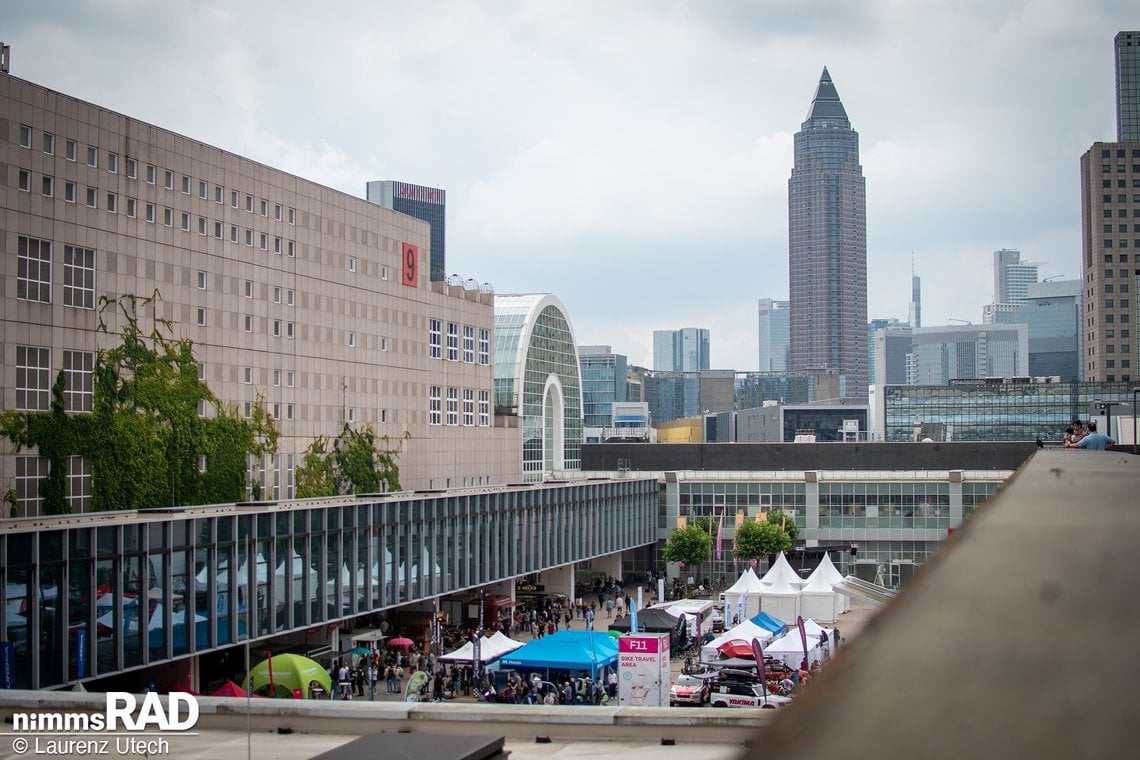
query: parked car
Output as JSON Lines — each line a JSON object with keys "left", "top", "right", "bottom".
{"left": 709, "top": 679, "right": 792, "bottom": 709}
{"left": 669, "top": 674, "right": 710, "bottom": 706}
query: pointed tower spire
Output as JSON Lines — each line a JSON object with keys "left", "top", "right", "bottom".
{"left": 805, "top": 66, "right": 849, "bottom": 124}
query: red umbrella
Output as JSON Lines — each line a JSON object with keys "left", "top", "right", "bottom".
{"left": 387, "top": 636, "right": 415, "bottom": 649}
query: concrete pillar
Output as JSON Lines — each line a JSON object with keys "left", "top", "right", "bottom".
{"left": 949, "top": 470, "right": 963, "bottom": 527}
{"left": 804, "top": 471, "right": 820, "bottom": 543}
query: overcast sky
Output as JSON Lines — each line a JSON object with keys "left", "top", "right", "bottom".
{"left": 3, "top": 1, "right": 1133, "bottom": 370}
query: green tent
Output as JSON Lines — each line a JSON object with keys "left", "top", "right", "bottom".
{"left": 243, "top": 653, "right": 331, "bottom": 699}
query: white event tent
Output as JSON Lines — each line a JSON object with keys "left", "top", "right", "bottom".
{"left": 763, "top": 627, "right": 827, "bottom": 669}
{"left": 804, "top": 552, "right": 850, "bottom": 613}
{"left": 440, "top": 631, "right": 524, "bottom": 668}
{"left": 759, "top": 574, "right": 801, "bottom": 622}
{"left": 723, "top": 568, "right": 766, "bottom": 623}
{"left": 799, "top": 570, "right": 843, "bottom": 623}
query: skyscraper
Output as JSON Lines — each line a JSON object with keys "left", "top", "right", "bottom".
{"left": 652, "top": 328, "right": 710, "bottom": 371}
{"left": 757, "top": 299, "right": 790, "bottom": 372}
{"left": 1079, "top": 32, "right": 1139, "bottom": 383}
{"left": 366, "top": 180, "right": 446, "bottom": 280}
{"left": 909, "top": 268, "right": 922, "bottom": 329}
{"left": 992, "top": 249, "right": 1039, "bottom": 305}
{"left": 788, "top": 68, "right": 867, "bottom": 398}
{"left": 1116, "top": 31, "right": 1139, "bottom": 141}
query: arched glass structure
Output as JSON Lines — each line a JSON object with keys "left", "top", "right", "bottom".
{"left": 493, "top": 295, "right": 583, "bottom": 481}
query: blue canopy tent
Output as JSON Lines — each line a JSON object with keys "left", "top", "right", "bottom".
{"left": 751, "top": 611, "right": 787, "bottom": 637}
{"left": 498, "top": 630, "right": 618, "bottom": 679}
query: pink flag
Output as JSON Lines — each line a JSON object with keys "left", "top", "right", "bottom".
{"left": 715, "top": 516, "right": 724, "bottom": 560}
{"left": 796, "top": 616, "right": 809, "bottom": 670}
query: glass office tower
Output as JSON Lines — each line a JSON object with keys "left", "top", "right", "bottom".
{"left": 788, "top": 68, "right": 867, "bottom": 397}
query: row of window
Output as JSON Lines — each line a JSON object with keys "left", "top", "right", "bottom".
{"left": 15, "top": 346, "right": 93, "bottom": 412}
{"left": 1099, "top": 179, "right": 1140, "bottom": 188}
{"left": 16, "top": 237, "right": 96, "bottom": 308}
{"left": 15, "top": 345, "right": 399, "bottom": 433}
{"left": 428, "top": 319, "right": 491, "bottom": 364}
{"left": 1100, "top": 149, "right": 1140, "bottom": 159}
{"left": 16, "top": 170, "right": 302, "bottom": 255}
{"left": 427, "top": 386, "right": 491, "bottom": 427}
{"left": 17, "top": 123, "right": 297, "bottom": 223}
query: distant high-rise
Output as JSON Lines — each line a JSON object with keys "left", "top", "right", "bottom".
{"left": 909, "top": 270, "right": 922, "bottom": 328}
{"left": 578, "top": 345, "right": 629, "bottom": 428}
{"left": 788, "top": 68, "right": 867, "bottom": 397}
{"left": 1079, "top": 32, "right": 1139, "bottom": 383}
{"left": 993, "top": 249, "right": 1039, "bottom": 305}
{"left": 867, "top": 318, "right": 901, "bottom": 385}
{"left": 757, "top": 299, "right": 790, "bottom": 372}
{"left": 366, "top": 180, "right": 446, "bottom": 280}
{"left": 1116, "top": 31, "right": 1140, "bottom": 141}
{"left": 653, "top": 328, "right": 710, "bottom": 371}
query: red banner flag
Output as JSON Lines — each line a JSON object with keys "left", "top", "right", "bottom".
{"left": 751, "top": 637, "right": 768, "bottom": 705}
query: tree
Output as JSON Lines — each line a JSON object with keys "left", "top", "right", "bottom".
{"left": 765, "top": 509, "right": 800, "bottom": 542}
{"left": 733, "top": 519, "right": 792, "bottom": 562}
{"left": 1, "top": 292, "right": 278, "bottom": 513}
{"left": 295, "top": 425, "right": 403, "bottom": 498}
{"left": 662, "top": 525, "right": 712, "bottom": 569}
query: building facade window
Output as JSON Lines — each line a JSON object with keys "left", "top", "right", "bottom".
{"left": 463, "top": 326, "right": 475, "bottom": 363}
{"left": 16, "top": 345, "right": 52, "bottom": 410}
{"left": 463, "top": 389, "right": 475, "bottom": 426}
{"left": 17, "top": 236, "right": 52, "bottom": 303}
{"left": 63, "top": 350, "right": 94, "bottom": 412}
{"left": 16, "top": 455, "right": 49, "bottom": 516}
{"left": 429, "top": 319, "right": 443, "bottom": 359}
{"left": 478, "top": 390, "right": 490, "bottom": 426}
{"left": 67, "top": 455, "right": 92, "bottom": 512}
{"left": 479, "top": 328, "right": 491, "bottom": 365}
{"left": 429, "top": 386, "right": 443, "bottom": 425}
{"left": 62, "top": 245, "right": 96, "bottom": 309}
{"left": 446, "top": 387, "right": 459, "bottom": 425}
{"left": 447, "top": 322, "right": 459, "bottom": 361}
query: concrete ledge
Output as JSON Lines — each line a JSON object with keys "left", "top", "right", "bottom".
{"left": 0, "top": 693, "right": 761, "bottom": 745}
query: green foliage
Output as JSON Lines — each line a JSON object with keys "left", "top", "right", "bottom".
{"left": 296, "top": 425, "right": 403, "bottom": 498}
{"left": 733, "top": 518, "right": 792, "bottom": 561}
{"left": 1, "top": 292, "right": 279, "bottom": 512}
{"left": 296, "top": 437, "right": 337, "bottom": 498}
{"left": 765, "top": 510, "right": 800, "bottom": 542}
{"left": 663, "top": 524, "right": 712, "bottom": 568}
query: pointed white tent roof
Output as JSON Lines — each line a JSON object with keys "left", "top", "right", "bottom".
{"left": 805, "top": 552, "right": 845, "bottom": 586}
{"left": 487, "top": 631, "right": 524, "bottom": 656}
{"left": 801, "top": 570, "right": 838, "bottom": 594}
{"left": 760, "top": 552, "right": 805, "bottom": 588}
{"left": 725, "top": 568, "right": 766, "bottom": 594}
{"left": 762, "top": 573, "right": 800, "bottom": 596}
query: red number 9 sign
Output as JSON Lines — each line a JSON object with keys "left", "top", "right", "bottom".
{"left": 402, "top": 242, "right": 418, "bottom": 287}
